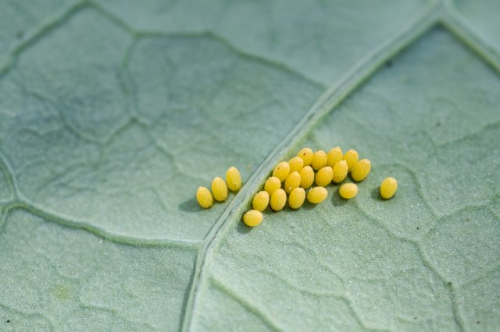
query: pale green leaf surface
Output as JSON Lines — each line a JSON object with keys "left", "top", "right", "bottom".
{"left": 0, "top": 209, "right": 196, "bottom": 331}
{"left": 454, "top": 0, "right": 500, "bottom": 55}
{"left": 0, "top": 7, "right": 324, "bottom": 242}
{"left": 0, "top": 0, "right": 499, "bottom": 331}
{"left": 0, "top": 164, "right": 12, "bottom": 202}
{"left": 98, "top": 0, "right": 431, "bottom": 84}
{"left": 0, "top": 0, "right": 79, "bottom": 57}
{"left": 191, "top": 28, "right": 500, "bottom": 331}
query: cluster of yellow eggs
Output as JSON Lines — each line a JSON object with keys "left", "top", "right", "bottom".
{"left": 195, "top": 167, "right": 242, "bottom": 209}
{"left": 242, "top": 147, "right": 398, "bottom": 227}
{"left": 195, "top": 148, "right": 398, "bottom": 228}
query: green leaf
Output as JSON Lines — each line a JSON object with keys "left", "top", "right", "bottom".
{"left": 453, "top": 0, "right": 500, "bottom": 53}
{"left": 188, "top": 27, "right": 500, "bottom": 331}
{"left": 0, "top": 0, "right": 499, "bottom": 331}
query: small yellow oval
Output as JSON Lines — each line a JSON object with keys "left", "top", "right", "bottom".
{"left": 307, "top": 187, "right": 328, "bottom": 204}
{"left": 270, "top": 188, "right": 287, "bottom": 211}
{"left": 315, "top": 166, "right": 333, "bottom": 187}
{"left": 327, "top": 147, "right": 343, "bottom": 168}
{"left": 297, "top": 148, "right": 314, "bottom": 166}
{"left": 272, "top": 161, "right": 291, "bottom": 182}
{"left": 350, "top": 159, "right": 371, "bottom": 182}
{"left": 343, "top": 149, "right": 359, "bottom": 171}
{"left": 284, "top": 171, "right": 301, "bottom": 194}
{"left": 211, "top": 177, "right": 228, "bottom": 202}
{"left": 288, "top": 187, "right": 306, "bottom": 209}
{"left": 380, "top": 177, "right": 398, "bottom": 199}
{"left": 196, "top": 187, "right": 213, "bottom": 209}
{"left": 225, "top": 166, "right": 242, "bottom": 192}
{"left": 243, "top": 210, "right": 263, "bottom": 227}
{"left": 252, "top": 191, "right": 270, "bottom": 212}
{"left": 332, "top": 160, "right": 348, "bottom": 183}
{"left": 311, "top": 150, "right": 327, "bottom": 171}
{"left": 264, "top": 177, "right": 281, "bottom": 197}
{"left": 288, "top": 156, "right": 304, "bottom": 173}
{"left": 299, "top": 166, "right": 315, "bottom": 189}
{"left": 339, "top": 183, "right": 358, "bottom": 199}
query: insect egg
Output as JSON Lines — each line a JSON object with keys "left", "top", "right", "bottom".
{"left": 343, "top": 149, "right": 359, "bottom": 171}
{"left": 311, "top": 150, "right": 327, "bottom": 170}
{"left": 211, "top": 177, "right": 228, "bottom": 202}
{"left": 270, "top": 188, "right": 287, "bottom": 211}
{"left": 272, "top": 162, "right": 291, "bottom": 182}
{"left": 196, "top": 187, "right": 213, "bottom": 209}
{"left": 339, "top": 183, "right": 358, "bottom": 199}
{"left": 307, "top": 187, "right": 328, "bottom": 204}
{"left": 332, "top": 160, "right": 348, "bottom": 183}
{"left": 288, "top": 187, "right": 306, "bottom": 209}
{"left": 315, "top": 166, "right": 333, "bottom": 187}
{"left": 299, "top": 166, "right": 315, "bottom": 189}
{"left": 327, "top": 147, "right": 343, "bottom": 167}
{"left": 288, "top": 156, "right": 304, "bottom": 173}
{"left": 350, "top": 159, "right": 371, "bottom": 182}
{"left": 252, "top": 191, "right": 270, "bottom": 212}
{"left": 297, "top": 148, "right": 314, "bottom": 166}
{"left": 243, "top": 210, "right": 263, "bottom": 227}
{"left": 380, "top": 177, "right": 398, "bottom": 199}
{"left": 225, "top": 166, "right": 242, "bottom": 191}
{"left": 264, "top": 177, "right": 281, "bottom": 196}
{"left": 284, "top": 171, "right": 301, "bottom": 194}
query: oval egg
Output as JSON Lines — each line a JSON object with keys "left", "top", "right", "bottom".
{"left": 339, "top": 183, "right": 358, "bottom": 199}
{"left": 307, "top": 187, "right": 328, "bottom": 204}
{"left": 315, "top": 166, "right": 333, "bottom": 187}
{"left": 252, "top": 191, "right": 270, "bottom": 212}
{"left": 243, "top": 210, "right": 263, "bottom": 227}
{"left": 270, "top": 189, "right": 287, "bottom": 211}
{"left": 380, "top": 177, "right": 398, "bottom": 199}
{"left": 297, "top": 148, "right": 314, "bottom": 166}
{"left": 226, "top": 166, "right": 242, "bottom": 191}
{"left": 289, "top": 187, "right": 306, "bottom": 209}
{"left": 311, "top": 150, "right": 327, "bottom": 170}
{"left": 212, "top": 177, "right": 228, "bottom": 202}
{"left": 272, "top": 162, "right": 291, "bottom": 182}
{"left": 196, "top": 187, "right": 213, "bottom": 209}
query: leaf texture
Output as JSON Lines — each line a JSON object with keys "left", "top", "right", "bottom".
{"left": 189, "top": 28, "right": 500, "bottom": 331}
{"left": 0, "top": 0, "right": 499, "bottom": 331}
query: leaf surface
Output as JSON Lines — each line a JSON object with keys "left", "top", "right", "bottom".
{"left": 0, "top": 0, "right": 499, "bottom": 331}
{"left": 190, "top": 28, "right": 500, "bottom": 331}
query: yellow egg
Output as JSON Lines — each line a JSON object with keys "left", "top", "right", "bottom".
{"left": 288, "top": 156, "right": 304, "bottom": 173}
{"left": 272, "top": 162, "right": 290, "bottom": 182}
{"left": 350, "top": 159, "right": 371, "bottom": 182}
{"left": 315, "top": 166, "right": 333, "bottom": 187}
{"left": 270, "top": 189, "right": 287, "bottom": 211}
{"left": 243, "top": 210, "right": 263, "bottom": 227}
{"left": 196, "top": 187, "right": 213, "bottom": 209}
{"left": 297, "top": 148, "right": 314, "bottom": 166}
{"left": 307, "top": 187, "right": 328, "bottom": 204}
{"left": 327, "top": 147, "right": 343, "bottom": 168}
{"left": 339, "top": 183, "right": 358, "bottom": 199}
{"left": 211, "top": 177, "right": 228, "bottom": 202}
{"left": 225, "top": 166, "right": 242, "bottom": 191}
{"left": 264, "top": 177, "right": 281, "bottom": 196}
{"left": 343, "top": 149, "right": 359, "bottom": 171}
{"left": 252, "top": 191, "right": 270, "bottom": 212}
{"left": 288, "top": 187, "right": 306, "bottom": 209}
{"left": 332, "top": 160, "right": 348, "bottom": 183}
{"left": 380, "top": 177, "right": 398, "bottom": 199}
{"left": 311, "top": 150, "right": 327, "bottom": 170}
{"left": 284, "top": 171, "right": 301, "bottom": 194}
{"left": 299, "top": 166, "right": 315, "bottom": 189}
